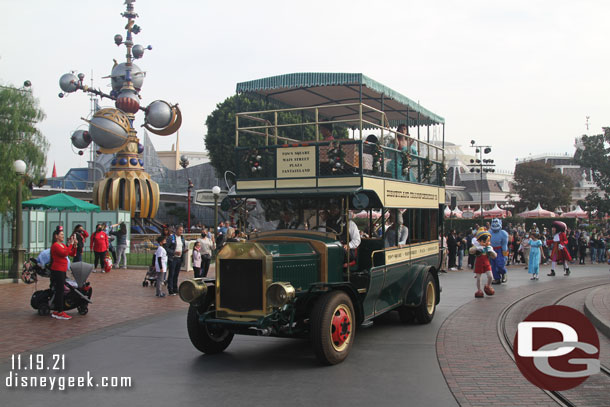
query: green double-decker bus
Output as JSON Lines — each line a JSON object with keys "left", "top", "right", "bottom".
{"left": 180, "top": 73, "right": 446, "bottom": 364}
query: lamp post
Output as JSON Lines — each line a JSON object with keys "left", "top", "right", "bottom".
{"left": 187, "top": 178, "right": 193, "bottom": 231}
{"left": 468, "top": 141, "right": 495, "bottom": 219}
{"left": 179, "top": 155, "right": 191, "bottom": 231}
{"left": 212, "top": 186, "right": 221, "bottom": 242}
{"left": 10, "top": 160, "right": 27, "bottom": 282}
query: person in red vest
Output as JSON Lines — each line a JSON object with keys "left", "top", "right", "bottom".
{"left": 90, "top": 224, "right": 109, "bottom": 272}
{"left": 50, "top": 226, "right": 77, "bottom": 320}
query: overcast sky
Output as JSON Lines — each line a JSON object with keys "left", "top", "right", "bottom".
{"left": 2, "top": 0, "right": 609, "bottom": 177}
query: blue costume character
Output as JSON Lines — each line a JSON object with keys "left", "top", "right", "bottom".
{"left": 489, "top": 218, "right": 509, "bottom": 284}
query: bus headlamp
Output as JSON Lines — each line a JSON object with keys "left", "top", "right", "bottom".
{"left": 266, "top": 282, "right": 295, "bottom": 308}
{"left": 179, "top": 278, "right": 208, "bottom": 305}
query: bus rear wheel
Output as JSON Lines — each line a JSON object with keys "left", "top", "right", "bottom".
{"left": 414, "top": 273, "right": 437, "bottom": 324}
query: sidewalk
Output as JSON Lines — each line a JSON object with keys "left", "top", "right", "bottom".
{"left": 0, "top": 266, "right": 214, "bottom": 359}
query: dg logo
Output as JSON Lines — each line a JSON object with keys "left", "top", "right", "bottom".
{"left": 514, "top": 305, "right": 600, "bottom": 391}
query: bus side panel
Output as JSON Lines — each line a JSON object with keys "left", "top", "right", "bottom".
{"left": 376, "top": 262, "right": 419, "bottom": 315}
{"left": 362, "top": 266, "right": 385, "bottom": 319}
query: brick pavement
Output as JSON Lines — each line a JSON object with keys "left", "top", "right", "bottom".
{"left": 436, "top": 276, "right": 610, "bottom": 407}
{"left": 0, "top": 266, "right": 214, "bottom": 360}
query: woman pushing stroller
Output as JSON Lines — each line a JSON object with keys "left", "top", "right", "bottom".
{"left": 50, "top": 226, "right": 77, "bottom": 320}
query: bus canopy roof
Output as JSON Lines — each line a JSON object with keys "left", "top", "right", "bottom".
{"left": 235, "top": 72, "right": 444, "bottom": 127}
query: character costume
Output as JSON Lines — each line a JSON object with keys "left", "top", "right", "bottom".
{"left": 490, "top": 218, "right": 509, "bottom": 283}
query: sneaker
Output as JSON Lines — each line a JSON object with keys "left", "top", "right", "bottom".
{"left": 564, "top": 269, "right": 570, "bottom": 276}
{"left": 171, "top": 292, "right": 177, "bottom": 296}
{"left": 51, "top": 311, "right": 72, "bottom": 320}
{"left": 530, "top": 276, "right": 536, "bottom": 280}
{"left": 491, "top": 279, "right": 501, "bottom": 285}
{"left": 547, "top": 270, "right": 556, "bottom": 277}
{"left": 534, "top": 275, "right": 539, "bottom": 280}
{"left": 450, "top": 267, "right": 457, "bottom": 271}
{"left": 92, "top": 270, "right": 97, "bottom": 273}
{"left": 501, "top": 274, "right": 507, "bottom": 283}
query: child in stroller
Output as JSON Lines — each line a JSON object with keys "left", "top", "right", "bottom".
{"left": 27, "top": 249, "right": 94, "bottom": 316}
{"left": 142, "top": 255, "right": 158, "bottom": 287}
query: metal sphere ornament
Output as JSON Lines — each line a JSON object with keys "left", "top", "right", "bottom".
{"left": 119, "top": 158, "right": 128, "bottom": 165}
{"left": 71, "top": 129, "right": 92, "bottom": 149}
{"left": 110, "top": 62, "right": 144, "bottom": 92}
{"left": 78, "top": 150, "right": 84, "bottom": 156}
{"left": 132, "top": 44, "right": 145, "bottom": 58}
{"left": 111, "top": 158, "right": 117, "bottom": 166}
{"left": 138, "top": 159, "right": 144, "bottom": 166}
{"left": 115, "top": 88, "right": 140, "bottom": 113}
{"left": 137, "top": 143, "right": 144, "bottom": 153}
{"left": 130, "top": 158, "right": 138, "bottom": 166}
{"left": 87, "top": 108, "right": 130, "bottom": 149}
{"left": 114, "top": 34, "right": 123, "bottom": 45}
{"left": 59, "top": 73, "right": 79, "bottom": 93}
{"left": 145, "top": 100, "right": 172, "bottom": 128}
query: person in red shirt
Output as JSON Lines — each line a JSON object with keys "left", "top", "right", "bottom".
{"left": 90, "top": 224, "right": 109, "bottom": 272}
{"left": 50, "top": 226, "right": 77, "bottom": 320}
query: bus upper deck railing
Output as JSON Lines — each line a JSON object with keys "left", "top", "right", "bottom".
{"left": 235, "top": 140, "right": 445, "bottom": 186}
{"left": 235, "top": 102, "right": 444, "bottom": 161}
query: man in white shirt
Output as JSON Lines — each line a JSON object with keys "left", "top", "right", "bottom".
{"left": 328, "top": 204, "right": 361, "bottom": 266}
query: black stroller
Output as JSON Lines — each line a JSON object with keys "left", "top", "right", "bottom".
{"left": 28, "top": 259, "right": 94, "bottom": 316}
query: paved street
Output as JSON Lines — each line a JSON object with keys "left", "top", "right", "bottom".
{"left": 1, "top": 263, "right": 608, "bottom": 406}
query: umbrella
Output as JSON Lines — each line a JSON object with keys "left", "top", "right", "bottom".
{"left": 22, "top": 193, "right": 100, "bottom": 229}
{"left": 519, "top": 203, "right": 556, "bottom": 218}
{"left": 561, "top": 205, "right": 588, "bottom": 219}
{"left": 484, "top": 203, "right": 509, "bottom": 219}
{"left": 353, "top": 210, "right": 382, "bottom": 219}
{"left": 451, "top": 207, "right": 463, "bottom": 218}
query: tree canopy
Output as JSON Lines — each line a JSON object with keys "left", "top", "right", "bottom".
{"left": 513, "top": 161, "right": 572, "bottom": 211}
{"left": 204, "top": 94, "right": 347, "bottom": 180}
{"left": 0, "top": 84, "right": 48, "bottom": 215}
{"left": 574, "top": 129, "right": 610, "bottom": 215}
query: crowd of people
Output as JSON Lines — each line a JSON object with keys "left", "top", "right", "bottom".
{"left": 440, "top": 220, "right": 610, "bottom": 297}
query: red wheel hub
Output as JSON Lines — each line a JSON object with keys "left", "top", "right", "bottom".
{"left": 331, "top": 307, "right": 351, "bottom": 347}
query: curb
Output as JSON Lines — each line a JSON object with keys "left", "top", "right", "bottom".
{"left": 584, "top": 284, "right": 610, "bottom": 340}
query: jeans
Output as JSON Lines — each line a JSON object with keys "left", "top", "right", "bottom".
{"left": 202, "top": 256, "right": 211, "bottom": 277}
{"left": 591, "top": 248, "right": 597, "bottom": 262}
{"left": 156, "top": 271, "right": 166, "bottom": 296}
{"left": 94, "top": 251, "right": 106, "bottom": 269}
{"left": 168, "top": 257, "right": 182, "bottom": 293}
{"left": 73, "top": 251, "right": 82, "bottom": 263}
{"left": 116, "top": 245, "right": 127, "bottom": 268}
{"left": 457, "top": 249, "right": 464, "bottom": 268}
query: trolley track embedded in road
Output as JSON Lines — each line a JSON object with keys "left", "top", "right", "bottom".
{"left": 497, "top": 282, "right": 610, "bottom": 407}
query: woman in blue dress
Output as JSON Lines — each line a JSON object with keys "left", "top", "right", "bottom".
{"left": 528, "top": 233, "right": 544, "bottom": 280}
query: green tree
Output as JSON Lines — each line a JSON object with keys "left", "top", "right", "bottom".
{"left": 574, "top": 129, "right": 610, "bottom": 215}
{"left": 513, "top": 161, "right": 572, "bottom": 211}
{"left": 204, "top": 94, "right": 347, "bottom": 178}
{"left": 0, "top": 83, "right": 48, "bottom": 215}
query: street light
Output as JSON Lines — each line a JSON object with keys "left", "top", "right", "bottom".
{"left": 212, "top": 186, "right": 221, "bottom": 242}
{"left": 468, "top": 142, "right": 494, "bottom": 219}
{"left": 187, "top": 178, "right": 193, "bottom": 231}
{"left": 10, "top": 160, "right": 27, "bottom": 282}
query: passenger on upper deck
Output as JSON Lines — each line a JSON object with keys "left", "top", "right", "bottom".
{"left": 387, "top": 124, "right": 418, "bottom": 182}
{"left": 384, "top": 210, "right": 409, "bottom": 248}
{"left": 320, "top": 122, "right": 334, "bottom": 141}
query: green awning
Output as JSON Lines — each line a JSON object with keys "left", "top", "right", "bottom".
{"left": 22, "top": 193, "right": 100, "bottom": 212}
{"left": 236, "top": 72, "right": 444, "bottom": 127}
